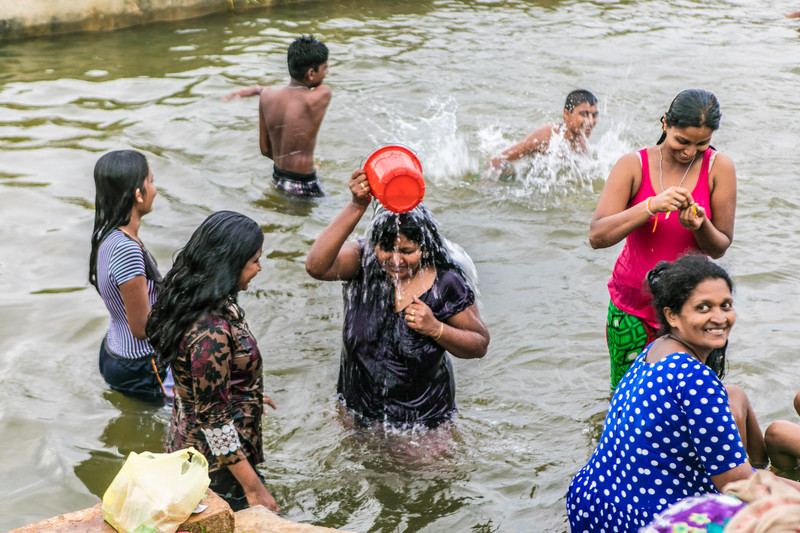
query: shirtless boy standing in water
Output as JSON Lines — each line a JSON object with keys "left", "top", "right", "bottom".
{"left": 259, "top": 35, "right": 331, "bottom": 197}
{"left": 490, "top": 89, "right": 599, "bottom": 171}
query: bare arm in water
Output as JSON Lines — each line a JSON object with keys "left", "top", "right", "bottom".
{"left": 305, "top": 169, "right": 370, "bottom": 281}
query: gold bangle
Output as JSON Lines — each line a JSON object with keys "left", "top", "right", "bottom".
{"left": 433, "top": 322, "right": 444, "bottom": 341}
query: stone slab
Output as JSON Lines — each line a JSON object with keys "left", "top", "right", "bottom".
{"left": 9, "top": 489, "right": 233, "bottom": 533}
{"left": 234, "top": 506, "right": 356, "bottom": 533}
{"left": 1, "top": 0, "right": 310, "bottom": 41}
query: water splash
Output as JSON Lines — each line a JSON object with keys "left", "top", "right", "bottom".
{"left": 336, "top": 404, "right": 461, "bottom": 465}
{"left": 477, "top": 116, "right": 635, "bottom": 205}
{"left": 364, "top": 96, "right": 475, "bottom": 185}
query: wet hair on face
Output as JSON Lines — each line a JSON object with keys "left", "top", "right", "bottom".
{"left": 287, "top": 34, "right": 329, "bottom": 80}
{"left": 647, "top": 254, "right": 733, "bottom": 378}
{"left": 657, "top": 89, "right": 721, "bottom": 144}
{"left": 564, "top": 89, "right": 598, "bottom": 112}
{"left": 368, "top": 205, "right": 449, "bottom": 269}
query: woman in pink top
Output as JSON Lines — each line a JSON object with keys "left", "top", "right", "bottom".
{"left": 589, "top": 90, "right": 765, "bottom": 465}
{"left": 590, "top": 89, "right": 736, "bottom": 386}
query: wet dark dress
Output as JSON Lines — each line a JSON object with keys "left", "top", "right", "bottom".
{"left": 338, "top": 252, "right": 475, "bottom": 428}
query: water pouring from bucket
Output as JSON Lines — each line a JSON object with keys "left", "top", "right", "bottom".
{"left": 363, "top": 145, "right": 425, "bottom": 213}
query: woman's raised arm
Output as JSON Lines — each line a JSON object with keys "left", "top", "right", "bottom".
{"left": 306, "top": 169, "right": 372, "bottom": 281}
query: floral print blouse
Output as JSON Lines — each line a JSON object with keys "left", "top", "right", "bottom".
{"left": 166, "top": 302, "right": 264, "bottom": 472}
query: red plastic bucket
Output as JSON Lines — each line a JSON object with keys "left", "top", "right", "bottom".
{"left": 363, "top": 145, "right": 425, "bottom": 213}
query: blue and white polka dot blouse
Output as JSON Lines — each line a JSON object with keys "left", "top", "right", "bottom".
{"left": 566, "top": 343, "right": 747, "bottom": 532}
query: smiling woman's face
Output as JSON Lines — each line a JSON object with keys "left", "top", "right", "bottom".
{"left": 374, "top": 234, "right": 422, "bottom": 280}
{"left": 665, "top": 277, "right": 735, "bottom": 357}
{"left": 663, "top": 124, "right": 714, "bottom": 164}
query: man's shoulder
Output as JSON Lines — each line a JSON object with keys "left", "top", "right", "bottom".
{"left": 312, "top": 84, "right": 332, "bottom": 97}
{"left": 542, "top": 122, "right": 563, "bottom": 135}
{"left": 527, "top": 122, "right": 559, "bottom": 140}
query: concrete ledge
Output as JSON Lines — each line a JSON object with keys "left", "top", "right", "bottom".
{"left": 235, "top": 506, "right": 356, "bottom": 533}
{"left": 1, "top": 0, "right": 301, "bottom": 41}
{"left": 8, "top": 489, "right": 354, "bottom": 533}
{"left": 9, "top": 489, "right": 233, "bottom": 533}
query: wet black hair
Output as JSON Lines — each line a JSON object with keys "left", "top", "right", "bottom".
{"left": 647, "top": 254, "right": 733, "bottom": 378}
{"left": 287, "top": 34, "right": 329, "bottom": 81}
{"left": 89, "top": 150, "right": 150, "bottom": 291}
{"left": 146, "top": 210, "right": 264, "bottom": 366}
{"left": 368, "top": 205, "right": 455, "bottom": 271}
{"left": 564, "top": 89, "right": 598, "bottom": 112}
{"left": 342, "top": 204, "right": 466, "bottom": 339}
{"left": 657, "top": 89, "right": 721, "bottom": 144}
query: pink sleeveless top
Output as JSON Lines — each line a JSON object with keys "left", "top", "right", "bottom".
{"left": 607, "top": 148, "right": 713, "bottom": 328}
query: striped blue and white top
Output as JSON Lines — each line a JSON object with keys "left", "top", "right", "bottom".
{"left": 97, "top": 229, "right": 159, "bottom": 359}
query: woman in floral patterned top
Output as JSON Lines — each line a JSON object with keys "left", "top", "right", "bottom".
{"left": 147, "top": 211, "right": 278, "bottom": 511}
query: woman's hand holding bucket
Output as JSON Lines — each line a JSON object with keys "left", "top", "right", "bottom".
{"left": 363, "top": 145, "right": 425, "bottom": 213}
{"left": 349, "top": 169, "right": 372, "bottom": 207}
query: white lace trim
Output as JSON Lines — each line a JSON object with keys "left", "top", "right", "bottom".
{"left": 201, "top": 421, "right": 241, "bottom": 456}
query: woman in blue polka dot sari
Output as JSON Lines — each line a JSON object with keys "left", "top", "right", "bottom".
{"left": 566, "top": 255, "right": 797, "bottom": 531}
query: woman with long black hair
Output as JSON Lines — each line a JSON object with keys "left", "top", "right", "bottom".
{"left": 146, "top": 211, "right": 278, "bottom": 511}
{"left": 90, "top": 149, "right": 167, "bottom": 402}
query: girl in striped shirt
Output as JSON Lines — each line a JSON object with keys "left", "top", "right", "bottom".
{"left": 90, "top": 150, "right": 168, "bottom": 402}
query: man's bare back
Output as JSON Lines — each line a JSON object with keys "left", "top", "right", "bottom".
{"left": 259, "top": 80, "right": 331, "bottom": 175}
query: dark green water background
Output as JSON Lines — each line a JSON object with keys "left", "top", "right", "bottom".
{"left": 2, "top": 1, "right": 800, "bottom": 531}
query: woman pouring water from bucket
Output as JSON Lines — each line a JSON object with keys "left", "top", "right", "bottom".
{"left": 306, "top": 146, "right": 490, "bottom": 429}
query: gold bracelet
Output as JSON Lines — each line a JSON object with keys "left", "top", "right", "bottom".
{"left": 433, "top": 322, "right": 444, "bottom": 341}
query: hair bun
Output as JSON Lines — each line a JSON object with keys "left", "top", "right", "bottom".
{"left": 647, "top": 261, "right": 669, "bottom": 290}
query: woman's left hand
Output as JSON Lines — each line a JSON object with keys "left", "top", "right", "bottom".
{"left": 263, "top": 394, "right": 277, "bottom": 414}
{"left": 679, "top": 202, "right": 706, "bottom": 232}
{"left": 404, "top": 295, "right": 441, "bottom": 337}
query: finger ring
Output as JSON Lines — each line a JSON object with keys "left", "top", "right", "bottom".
{"left": 360, "top": 183, "right": 367, "bottom": 190}
{"left": 410, "top": 315, "right": 415, "bottom": 323}
{"left": 674, "top": 201, "right": 680, "bottom": 207}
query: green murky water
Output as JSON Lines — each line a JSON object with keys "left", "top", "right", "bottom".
{"left": 2, "top": 1, "right": 800, "bottom": 531}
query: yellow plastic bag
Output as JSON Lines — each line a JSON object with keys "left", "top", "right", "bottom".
{"left": 102, "top": 447, "right": 210, "bottom": 533}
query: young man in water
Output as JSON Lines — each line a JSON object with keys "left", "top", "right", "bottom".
{"left": 260, "top": 35, "right": 331, "bottom": 197}
{"left": 226, "top": 35, "right": 331, "bottom": 197}
{"left": 490, "top": 89, "right": 599, "bottom": 170}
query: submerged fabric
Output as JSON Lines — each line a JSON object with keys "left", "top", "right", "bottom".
{"left": 567, "top": 343, "right": 747, "bottom": 532}
{"left": 167, "top": 303, "right": 264, "bottom": 474}
{"left": 272, "top": 164, "right": 325, "bottom": 198}
{"left": 98, "top": 339, "right": 165, "bottom": 402}
{"left": 605, "top": 299, "right": 659, "bottom": 390}
{"left": 339, "top": 259, "right": 474, "bottom": 428}
{"left": 607, "top": 148, "right": 713, "bottom": 329}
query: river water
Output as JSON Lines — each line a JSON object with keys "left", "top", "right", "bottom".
{"left": 2, "top": 1, "right": 800, "bottom": 531}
